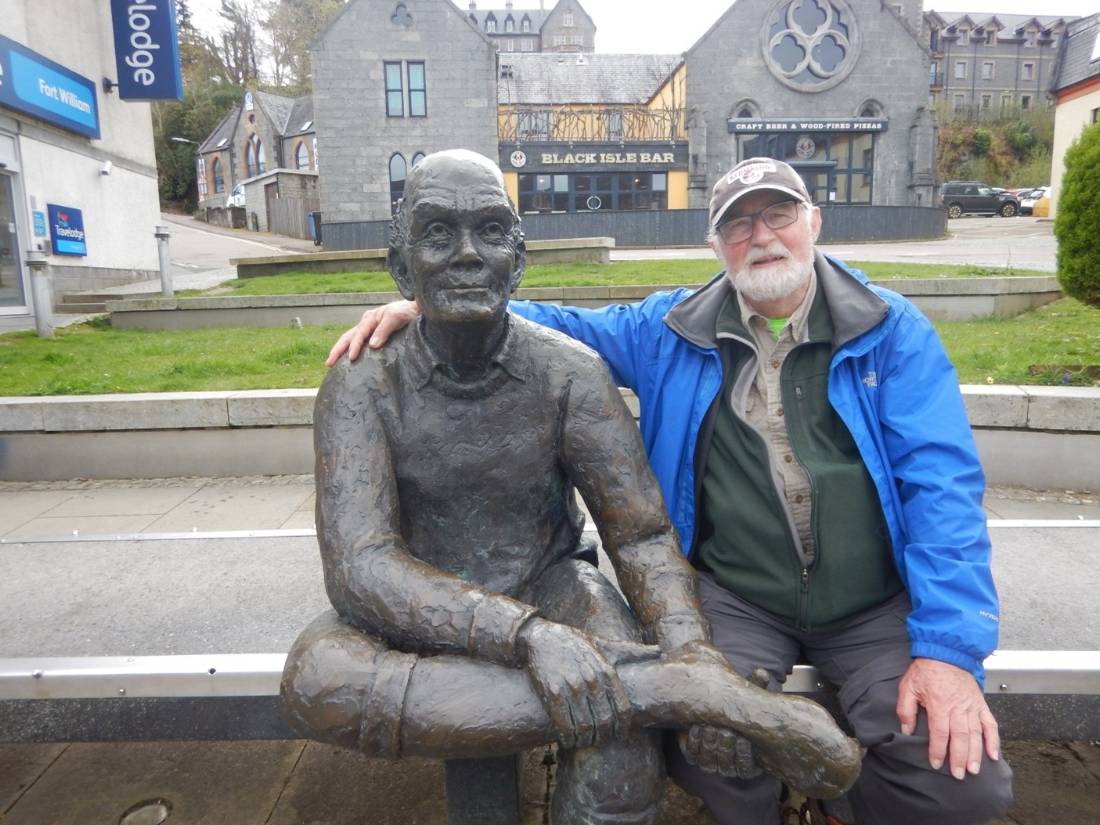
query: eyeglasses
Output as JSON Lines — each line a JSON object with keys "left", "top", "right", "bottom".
{"left": 715, "top": 200, "right": 801, "bottom": 245}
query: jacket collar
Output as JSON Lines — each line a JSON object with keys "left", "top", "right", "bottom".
{"left": 664, "top": 251, "right": 888, "bottom": 351}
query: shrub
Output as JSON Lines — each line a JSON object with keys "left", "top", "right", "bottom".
{"left": 1054, "top": 123, "right": 1100, "bottom": 309}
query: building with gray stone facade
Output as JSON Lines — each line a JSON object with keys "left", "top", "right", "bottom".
{"left": 313, "top": 0, "right": 498, "bottom": 232}
{"left": 686, "top": 0, "right": 937, "bottom": 208}
{"left": 464, "top": 0, "right": 595, "bottom": 53}
{"left": 925, "top": 12, "right": 1075, "bottom": 116}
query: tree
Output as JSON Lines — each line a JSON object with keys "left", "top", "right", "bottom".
{"left": 177, "top": 0, "right": 232, "bottom": 88}
{"left": 1054, "top": 122, "right": 1100, "bottom": 309}
{"left": 216, "top": 0, "right": 263, "bottom": 86}
{"left": 262, "top": 0, "right": 345, "bottom": 92}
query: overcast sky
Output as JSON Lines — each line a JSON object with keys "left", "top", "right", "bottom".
{"left": 188, "top": 0, "right": 1098, "bottom": 56}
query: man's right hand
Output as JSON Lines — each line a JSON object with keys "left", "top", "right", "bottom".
{"left": 325, "top": 300, "right": 420, "bottom": 366}
{"left": 517, "top": 618, "right": 633, "bottom": 751}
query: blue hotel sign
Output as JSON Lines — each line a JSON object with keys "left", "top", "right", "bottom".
{"left": 110, "top": 0, "right": 184, "bottom": 101}
{"left": 0, "top": 35, "right": 100, "bottom": 139}
{"left": 47, "top": 204, "right": 88, "bottom": 257}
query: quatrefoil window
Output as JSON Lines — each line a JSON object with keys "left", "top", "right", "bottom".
{"left": 761, "top": 0, "right": 861, "bottom": 93}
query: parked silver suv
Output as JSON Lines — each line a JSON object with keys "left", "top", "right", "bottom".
{"left": 939, "top": 181, "right": 1019, "bottom": 218}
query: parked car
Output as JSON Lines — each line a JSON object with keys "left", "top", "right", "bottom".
{"left": 227, "top": 183, "right": 246, "bottom": 208}
{"left": 938, "top": 181, "right": 1019, "bottom": 218}
{"left": 1019, "top": 186, "right": 1050, "bottom": 216}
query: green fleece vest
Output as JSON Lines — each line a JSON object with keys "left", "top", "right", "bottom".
{"left": 696, "top": 289, "right": 903, "bottom": 632}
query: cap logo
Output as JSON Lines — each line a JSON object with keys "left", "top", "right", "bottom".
{"left": 728, "top": 161, "right": 777, "bottom": 186}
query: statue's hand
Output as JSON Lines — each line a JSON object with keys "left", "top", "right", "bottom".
{"left": 518, "top": 618, "right": 631, "bottom": 750}
{"left": 667, "top": 641, "right": 768, "bottom": 779}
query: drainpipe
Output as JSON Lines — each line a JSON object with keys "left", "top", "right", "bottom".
{"left": 25, "top": 249, "right": 53, "bottom": 338}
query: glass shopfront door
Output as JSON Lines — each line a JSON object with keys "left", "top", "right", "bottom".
{"left": 0, "top": 174, "right": 26, "bottom": 310}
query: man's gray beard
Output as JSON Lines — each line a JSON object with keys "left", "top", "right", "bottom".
{"left": 728, "top": 241, "right": 814, "bottom": 304}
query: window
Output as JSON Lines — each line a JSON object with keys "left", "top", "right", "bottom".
{"left": 407, "top": 62, "right": 426, "bottom": 117}
{"left": 212, "top": 157, "right": 224, "bottom": 193}
{"left": 521, "top": 38, "right": 534, "bottom": 51}
{"left": 411, "top": 152, "right": 425, "bottom": 167}
{"left": 1024, "top": 30, "right": 1036, "bottom": 47}
{"left": 518, "top": 172, "right": 667, "bottom": 214}
{"left": 504, "top": 16, "right": 514, "bottom": 32}
{"left": 981, "top": 94, "right": 992, "bottom": 109}
{"left": 245, "top": 134, "right": 264, "bottom": 177}
{"left": 385, "top": 62, "right": 403, "bottom": 116}
{"left": 736, "top": 106, "right": 754, "bottom": 118}
{"left": 506, "top": 39, "right": 515, "bottom": 51}
{"left": 1021, "top": 94, "right": 1031, "bottom": 110}
{"left": 389, "top": 153, "right": 407, "bottom": 214}
{"left": 958, "top": 29, "right": 968, "bottom": 46}
{"left": 982, "top": 61, "right": 994, "bottom": 80}
{"left": 1092, "top": 31, "right": 1100, "bottom": 61}
{"left": 1001, "top": 93, "right": 1012, "bottom": 109}
{"left": 929, "top": 62, "right": 939, "bottom": 85}
{"left": 256, "top": 137, "right": 265, "bottom": 174}
{"left": 563, "top": 10, "right": 575, "bottom": 27}
{"left": 607, "top": 110, "right": 623, "bottom": 141}
{"left": 313, "top": 137, "right": 319, "bottom": 172}
{"left": 518, "top": 110, "right": 551, "bottom": 141}
{"left": 521, "top": 16, "right": 531, "bottom": 33}
{"left": 295, "top": 142, "right": 309, "bottom": 170}
{"left": 954, "top": 61, "right": 967, "bottom": 79}
{"left": 953, "top": 93, "right": 966, "bottom": 110}
{"left": 196, "top": 158, "right": 208, "bottom": 198}
{"left": 1092, "top": 107, "right": 1100, "bottom": 124}
{"left": 1022, "top": 62, "right": 1034, "bottom": 81}
{"left": 930, "top": 29, "right": 940, "bottom": 51}
{"left": 486, "top": 14, "right": 497, "bottom": 32}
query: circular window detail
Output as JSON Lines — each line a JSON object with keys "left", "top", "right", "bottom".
{"left": 761, "top": 0, "right": 861, "bottom": 93}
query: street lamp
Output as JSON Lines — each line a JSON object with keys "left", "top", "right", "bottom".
{"left": 170, "top": 136, "right": 199, "bottom": 145}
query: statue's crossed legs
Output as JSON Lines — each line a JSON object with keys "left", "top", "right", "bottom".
{"left": 282, "top": 559, "right": 860, "bottom": 825}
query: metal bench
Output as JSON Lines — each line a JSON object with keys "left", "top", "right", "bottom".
{"left": 2, "top": 522, "right": 1098, "bottom": 824}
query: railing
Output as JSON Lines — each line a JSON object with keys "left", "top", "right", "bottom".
{"left": 499, "top": 106, "right": 688, "bottom": 144}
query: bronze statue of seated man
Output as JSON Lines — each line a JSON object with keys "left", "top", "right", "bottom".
{"left": 281, "top": 149, "right": 860, "bottom": 824}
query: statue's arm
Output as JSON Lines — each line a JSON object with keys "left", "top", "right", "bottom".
{"left": 559, "top": 362, "right": 710, "bottom": 652}
{"left": 313, "top": 363, "right": 537, "bottom": 664}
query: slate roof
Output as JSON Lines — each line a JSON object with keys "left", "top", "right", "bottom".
{"left": 465, "top": 5, "right": 549, "bottom": 34}
{"left": 497, "top": 53, "right": 681, "bottom": 105}
{"left": 1052, "top": 12, "right": 1100, "bottom": 92}
{"left": 928, "top": 11, "right": 1076, "bottom": 38}
{"left": 254, "top": 90, "right": 298, "bottom": 134}
{"left": 198, "top": 106, "right": 240, "bottom": 154}
{"left": 285, "top": 96, "right": 315, "bottom": 137}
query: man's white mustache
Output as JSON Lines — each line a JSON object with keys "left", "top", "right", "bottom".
{"left": 745, "top": 243, "right": 790, "bottom": 264}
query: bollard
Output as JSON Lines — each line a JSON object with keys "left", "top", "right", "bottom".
{"left": 25, "top": 250, "right": 54, "bottom": 339}
{"left": 155, "top": 224, "right": 173, "bottom": 297}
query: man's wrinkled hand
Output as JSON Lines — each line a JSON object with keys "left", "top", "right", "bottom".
{"left": 897, "top": 657, "right": 1001, "bottom": 780}
{"left": 518, "top": 619, "right": 631, "bottom": 751}
{"left": 325, "top": 300, "right": 419, "bottom": 366}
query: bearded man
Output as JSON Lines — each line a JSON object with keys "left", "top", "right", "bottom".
{"left": 328, "top": 158, "right": 1014, "bottom": 825}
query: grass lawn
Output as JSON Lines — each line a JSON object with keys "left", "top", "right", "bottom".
{"left": 1, "top": 298, "right": 1096, "bottom": 396}
{"left": 190, "top": 260, "right": 1049, "bottom": 297}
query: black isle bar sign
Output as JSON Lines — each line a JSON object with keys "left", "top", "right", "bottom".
{"left": 503, "top": 143, "right": 689, "bottom": 172}
{"left": 728, "top": 118, "right": 888, "bottom": 134}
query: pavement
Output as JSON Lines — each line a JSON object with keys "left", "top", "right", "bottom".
{"left": 0, "top": 476, "right": 1098, "bottom": 824}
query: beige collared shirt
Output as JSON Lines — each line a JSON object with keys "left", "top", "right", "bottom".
{"left": 737, "top": 272, "right": 818, "bottom": 556}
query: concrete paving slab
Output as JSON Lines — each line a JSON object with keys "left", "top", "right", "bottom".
{"left": 0, "top": 741, "right": 304, "bottom": 825}
{"left": 0, "top": 743, "right": 67, "bottom": 813}
{"left": 0, "top": 536, "right": 327, "bottom": 657}
{"left": 5, "top": 514, "right": 160, "bottom": 539}
{"left": 280, "top": 494, "right": 315, "bottom": 529}
{"left": 0, "top": 491, "right": 77, "bottom": 536}
{"left": 42, "top": 486, "right": 201, "bottom": 519}
{"left": 142, "top": 484, "right": 313, "bottom": 533}
{"left": 985, "top": 496, "right": 1100, "bottom": 520}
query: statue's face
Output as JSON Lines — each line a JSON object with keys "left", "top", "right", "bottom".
{"left": 401, "top": 156, "right": 520, "bottom": 325}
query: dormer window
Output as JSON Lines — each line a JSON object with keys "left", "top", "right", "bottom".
{"left": 486, "top": 13, "right": 497, "bottom": 32}
{"left": 563, "top": 10, "right": 574, "bottom": 27}
{"left": 958, "top": 29, "right": 968, "bottom": 46}
{"left": 521, "top": 16, "right": 531, "bottom": 32}
{"left": 505, "top": 15, "right": 514, "bottom": 32}
{"left": 1024, "top": 30, "right": 1036, "bottom": 47}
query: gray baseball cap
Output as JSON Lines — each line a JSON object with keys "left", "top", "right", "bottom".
{"left": 709, "top": 158, "right": 811, "bottom": 227}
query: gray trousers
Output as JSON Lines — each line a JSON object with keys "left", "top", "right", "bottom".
{"left": 666, "top": 572, "right": 1014, "bottom": 825}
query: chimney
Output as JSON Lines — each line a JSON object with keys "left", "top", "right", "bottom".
{"left": 506, "top": 0, "right": 513, "bottom": 7}
{"left": 469, "top": 1, "right": 476, "bottom": 9}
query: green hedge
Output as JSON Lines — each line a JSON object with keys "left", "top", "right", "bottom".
{"left": 1054, "top": 122, "right": 1100, "bottom": 309}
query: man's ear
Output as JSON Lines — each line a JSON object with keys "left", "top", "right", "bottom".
{"left": 388, "top": 246, "right": 415, "bottom": 300}
{"left": 509, "top": 237, "right": 526, "bottom": 294}
{"left": 809, "top": 206, "right": 823, "bottom": 244}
